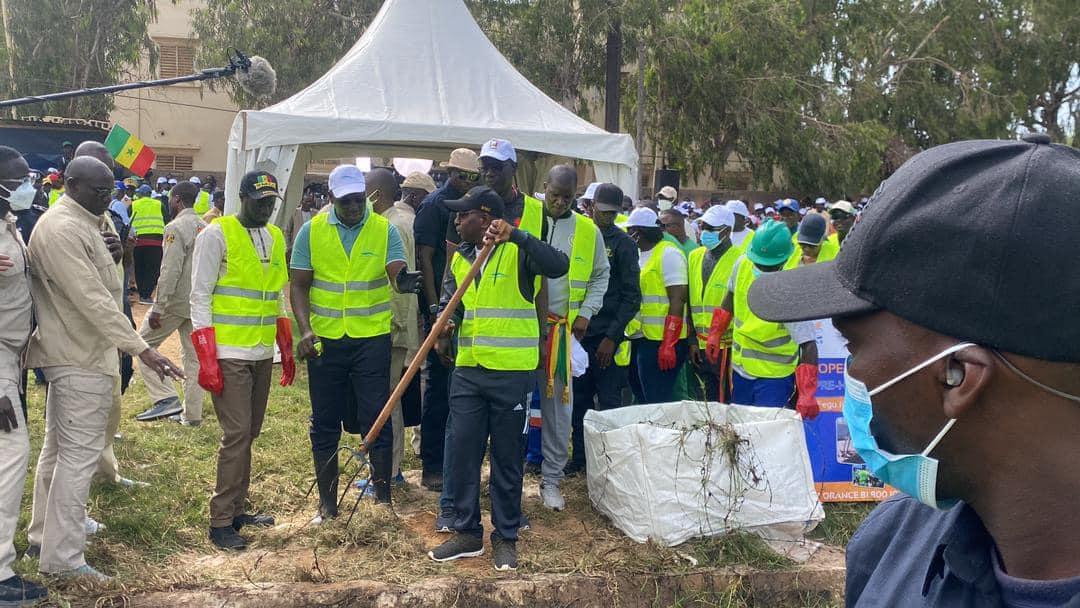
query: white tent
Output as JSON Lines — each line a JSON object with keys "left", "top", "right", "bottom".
{"left": 224, "top": 0, "right": 639, "bottom": 217}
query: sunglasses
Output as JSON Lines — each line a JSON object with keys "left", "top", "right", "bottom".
{"left": 458, "top": 171, "right": 480, "bottom": 183}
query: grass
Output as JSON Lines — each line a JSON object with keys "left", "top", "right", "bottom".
{"left": 10, "top": 356, "right": 869, "bottom": 607}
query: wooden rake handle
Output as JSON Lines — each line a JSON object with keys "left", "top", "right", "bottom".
{"left": 358, "top": 241, "right": 495, "bottom": 452}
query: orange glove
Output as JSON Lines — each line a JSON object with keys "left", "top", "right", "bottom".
{"left": 191, "top": 327, "right": 223, "bottom": 395}
{"left": 705, "top": 308, "right": 733, "bottom": 364}
{"left": 276, "top": 318, "right": 295, "bottom": 387}
{"left": 795, "top": 363, "right": 820, "bottom": 420}
{"left": 658, "top": 315, "right": 682, "bottom": 372}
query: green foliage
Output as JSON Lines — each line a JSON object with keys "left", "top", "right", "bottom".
{"left": 191, "top": 0, "right": 384, "bottom": 108}
{"left": 0, "top": 0, "right": 158, "bottom": 121}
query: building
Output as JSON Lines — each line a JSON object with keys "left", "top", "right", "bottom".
{"left": 109, "top": 0, "right": 239, "bottom": 180}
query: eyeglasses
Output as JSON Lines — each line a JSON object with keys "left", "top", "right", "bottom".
{"left": 456, "top": 171, "right": 480, "bottom": 183}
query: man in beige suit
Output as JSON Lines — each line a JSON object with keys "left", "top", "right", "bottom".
{"left": 134, "top": 180, "right": 206, "bottom": 425}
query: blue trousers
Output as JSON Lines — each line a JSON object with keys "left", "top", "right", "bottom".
{"left": 730, "top": 373, "right": 795, "bottom": 407}
{"left": 629, "top": 338, "right": 688, "bottom": 404}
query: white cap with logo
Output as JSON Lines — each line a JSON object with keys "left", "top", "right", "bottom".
{"left": 700, "top": 205, "right": 735, "bottom": 229}
{"left": 621, "top": 207, "right": 659, "bottom": 228}
{"left": 582, "top": 182, "right": 601, "bottom": 200}
{"left": 479, "top": 139, "right": 517, "bottom": 163}
{"left": 329, "top": 165, "right": 367, "bottom": 198}
{"left": 725, "top": 199, "right": 750, "bottom": 218}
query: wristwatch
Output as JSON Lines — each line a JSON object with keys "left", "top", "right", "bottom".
{"left": 429, "top": 304, "right": 439, "bottom": 316}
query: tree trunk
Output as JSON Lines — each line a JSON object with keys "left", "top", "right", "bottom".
{"left": 604, "top": 13, "right": 622, "bottom": 133}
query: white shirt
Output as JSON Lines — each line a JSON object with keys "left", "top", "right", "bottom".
{"left": 727, "top": 257, "right": 816, "bottom": 379}
{"left": 0, "top": 213, "right": 30, "bottom": 383}
{"left": 190, "top": 222, "right": 285, "bottom": 361}
{"left": 731, "top": 229, "right": 752, "bottom": 248}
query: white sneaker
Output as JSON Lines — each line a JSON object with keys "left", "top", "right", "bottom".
{"left": 540, "top": 482, "right": 565, "bottom": 511}
{"left": 117, "top": 477, "right": 150, "bottom": 489}
{"left": 85, "top": 516, "right": 105, "bottom": 535}
{"left": 309, "top": 514, "right": 326, "bottom": 526}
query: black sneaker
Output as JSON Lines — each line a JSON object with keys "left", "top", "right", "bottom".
{"left": 428, "top": 534, "right": 484, "bottom": 562}
{"left": 135, "top": 397, "right": 182, "bottom": 422}
{"left": 232, "top": 513, "right": 274, "bottom": 531}
{"left": 434, "top": 506, "right": 455, "bottom": 533}
{"left": 0, "top": 574, "right": 48, "bottom": 605}
{"left": 519, "top": 512, "right": 531, "bottom": 532}
{"left": 209, "top": 526, "right": 247, "bottom": 551}
{"left": 492, "top": 537, "right": 518, "bottom": 571}
{"left": 523, "top": 461, "right": 542, "bottom": 477}
{"left": 421, "top": 471, "right": 443, "bottom": 492}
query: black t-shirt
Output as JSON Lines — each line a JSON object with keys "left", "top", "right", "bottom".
{"left": 414, "top": 183, "right": 465, "bottom": 304}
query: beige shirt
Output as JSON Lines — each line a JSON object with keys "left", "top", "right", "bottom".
{"left": 26, "top": 196, "right": 149, "bottom": 377}
{"left": 152, "top": 208, "right": 204, "bottom": 318}
{"left": 202, "top": 206, "right": 222, "bottom": 224}
{"left": 0, "top": 213, "right": 31, "bottom": 383}
{"left": 382, "top": 201, "right": 419, "bottom": 353}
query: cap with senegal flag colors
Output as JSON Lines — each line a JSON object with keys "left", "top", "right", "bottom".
{"left": 239, "top": 171, "right": 281, "bottom": 200}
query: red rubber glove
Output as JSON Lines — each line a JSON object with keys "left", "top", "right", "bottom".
{"left": 191, "top": 327, "right": 224, "bottom": 395}
{"left": 705, "top": 308, "right": 733, "bottom": 364}
{"left": 276, "top": 318, "right": 295, "bottom": 387}
{"left": 795, "top": 363, "right": 820, "bottom": 420}
{"left": 657, "top": 315, "right": 683, "bottom": 372}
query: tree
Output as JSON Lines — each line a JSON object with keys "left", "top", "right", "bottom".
{"left": 0, "top": 0, "right": 158, "bottom": 121}
{"left": 191, "top": 0, "right": 383, "bottom": 108}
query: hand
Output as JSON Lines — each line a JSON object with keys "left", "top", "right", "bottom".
{"left": 438, "top": 319, "right": 456, "bottom": 340}
{"left": 435, "top": 338, "right": 454, "bottom": 367}
{"left": 394, "top": 268, "right": 423, "bottom": 294}
{"left": 101, "top": 231, "right": 122, "bottom": 264}
{"left": 147, "top": 311, "right": 162, "bottom": 330}
{"left": 297, "top": 330, "right": 320, "bottom": 361}
{"left": 276, "top": 318, "right": 295, "bottom": 387}
{"left": 484, "top": 219, "right": 513, "bottom": 245}
{"left": 138, "top": 348, "right": 185, "bottom": 382}
{"left": 0, "top": 396, "right": 17, "bottom": 432}
{"left": 595, "top": 337, "right": 616, "bottom": 369}
{"left": 571, "top": 316, "right": 589, "bottom": 342}
{"left": 0, "top": 255, "right": 12, "bottom": 272}
{"left": 688, "top": 342, "right": 702, "bottom": 367}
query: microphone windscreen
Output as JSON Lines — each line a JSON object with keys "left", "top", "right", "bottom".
{"left": 236, "top": 56, "right": 276, "bottom": 99}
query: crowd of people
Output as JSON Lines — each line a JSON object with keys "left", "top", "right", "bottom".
{"left": 0, "top": 134, "right": 867, "bottom": 597}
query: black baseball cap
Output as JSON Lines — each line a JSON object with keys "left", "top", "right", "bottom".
{"left": 593, "top": 183, "right": 624, "bottom": 212}
{"left": 748, "top": 133, "right": 1080, "bottom": 363}
{"left": 445, "top": 185, "right": 505, "bottom": 218}
{"left": 239, "top": 170, "right": 281, "bottom": 200}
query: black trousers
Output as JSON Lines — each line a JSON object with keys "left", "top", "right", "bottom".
{"left": 448, "top": 366, "right": 532, "bottom": 541}
{"left": 420, "top": 317, "right": 452, "bottom": 475}
{"left": 569, "top": 334, "right": 630, "bottom": 468}
{"left": 307, "top": 334, "right": 392, "bottom": 480}
{"left": 133, "top": 243, "right": 162, "bottom": 300}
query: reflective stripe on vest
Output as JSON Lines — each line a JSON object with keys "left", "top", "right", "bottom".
{"left": 566, "top": 212, "right": 597, "bottom": 324}
{"left": 731, "top": 258, "right": 798, "bottom": 378}
{"left": 308, "top": 212, "right": 392, "bottom": 339}
{"left": 194, "top": 190, "right": 211, "bottom": 215}
{"left": 211, "top": 215, "right": 288, "bottom": 348}
{"left": 131, "top": 196, "right": 165, "bottom": 235}
{"left": 452, "top": 243, "right": 539, "bottom": 371}
{"left": 628, "top": 240, "right": 687, "bottom": 341}
{"left": 688, "top": 245, "right": 741, "bottom": 349}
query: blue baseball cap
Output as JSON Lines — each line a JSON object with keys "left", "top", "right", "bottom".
{"left": 777, "top": 198, "right": 800, "bottom": 213}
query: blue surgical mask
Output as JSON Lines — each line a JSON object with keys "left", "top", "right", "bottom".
{"left": 842, "top": 343, "right": 974, "bottom": 509}
{"left": 700, "top": 230, "right": 720, "bottom": 250}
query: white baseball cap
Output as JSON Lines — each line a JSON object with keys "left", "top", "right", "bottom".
{"left": 156, "top": 176, "right": 167, "bottom": 185}
{"left": 168, "top": 178, "right": 178, "bottom": 185}
{"left": 329, "top": 164, "right": 366, "bottom": 198}
{"left": 189, "top": 176, "right": 202, "bottom": 185}
{"left": 753, "top": 203, "right": 764, "bottom": 211}
{"left": 656, "top": 185, "right": 678, "bottom": 200}
{"left": 581, "top": 182, "right": 601, "bottom": 200}
{"left": 622, "top": 207, "right": 659, "bottom": 228}
{"left": 479, "top": 138, "right": 517, "bottom": 163}
{"left": 725, "top": 199, "right": 750, "bottom": 218}
{"left": 700, "top": 205, "right": 735, "bottom": 229}
{"left": 815, "top": 196, "right": 828, "bottom": 206}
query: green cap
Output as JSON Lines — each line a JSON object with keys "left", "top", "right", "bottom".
{"left": 747, "top": 219, "right": 795, "bottom": 267}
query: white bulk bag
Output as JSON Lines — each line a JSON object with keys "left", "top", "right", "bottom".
{"left": 584, "top": 401, "right": 824, "bottom": 547}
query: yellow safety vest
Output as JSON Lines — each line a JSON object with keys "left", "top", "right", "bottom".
{"left": 211, "top": 216, "right": 288, "bottom": 348}
{"left": 451, "top": 242, "right": 539, "bottom": 371}
{"left": 732, "top": 259, "right": 798, "bottom": 378}
{"left": 47, "top": 188, "right": 62, "bottom": 207}
{"left": 565, "top": 212, "right": 597, "bottom": 325}
{"left": 308, "top": 212, "right": 392, "bottom": 339}
{"left": 131, "top": 196, "right": 165, "bottom": 236}
{"left": 688, "top": 245, "right": 741, "bottom": 349}
{"left": 519, "top": 195, "right": 543, "bottom": 237}
{"left": 194, "top": 190, "right": 211, "bottom": 215}
{"left": 786, "top": 234, "right": 840, "bottom": 269}
{"left": 625, "top": 240, "right": 687, "bottom": 341}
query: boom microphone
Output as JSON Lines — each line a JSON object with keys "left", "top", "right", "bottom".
{"left": 235, "top": 55, "right": 277, "bottom": 99}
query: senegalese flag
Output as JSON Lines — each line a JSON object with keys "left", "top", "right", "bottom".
{"left": 104, "top": 124, "right": 156, "bottom": 177}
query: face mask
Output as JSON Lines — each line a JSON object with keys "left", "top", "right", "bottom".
{"left": 699, "top": 230, "right": 720, "bottom": 250}
{"left": 842, "top": 343, "right": 974, "bottom": 509}
{"left": 1, "top": 178, "right": 36, "bottom": 211}
{"left": 658, "top": 198, "right": 673, "bottom": 211}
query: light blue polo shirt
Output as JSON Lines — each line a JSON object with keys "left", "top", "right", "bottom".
{"left": 289, "top": 206, "right": 405, "bottom": 270}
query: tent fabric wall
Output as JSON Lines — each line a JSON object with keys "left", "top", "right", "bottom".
{"left": 225, "top": 0, "right": 638, "bottom": 217}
